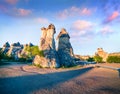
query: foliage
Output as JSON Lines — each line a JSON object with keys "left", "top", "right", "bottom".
{"left": 107, "top": 56, "right": 120, "bottom": 63}
{"left": 0, "top": 50, "right": 3, "bottom": 61}
{"left": 94, "top": 55, "right": 103, "bottom": 63}
{"left": 87, "top": 57, "right": 94, "bottom": 62}
{"left": 25, "top": 46, "right": 44, "bottom": 57}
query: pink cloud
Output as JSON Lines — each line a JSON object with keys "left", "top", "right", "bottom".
{"left": 0, "top": 5, "right": 8, "bottom": 12}
{"left": 71, "top": 20, "right": 94, "bottom": 31}
{"left": 35, "top": 17, "right": 49, "bottom": 24}
{"left": 56, "top": 6, "right": 93, "bottom": 19}
{"left": 5, "top": 0, "right": 18, "bottom": 5}
{"left": 105, "top": 11, "right": 119, "bottom": 23}
{"left": 99, "top": 26, "right": 113, "bottom": 35}
{"left": 15, "top": 8, "right": 32, "bottom": 16}
{"left": 81, "top": 8, "right": 91, "bottom": 15}
{"left": 71, "top": 20, "right": 95, "bottom": 38}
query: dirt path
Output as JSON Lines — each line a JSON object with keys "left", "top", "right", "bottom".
{"left": 0, "top": 63, "right": 120, "bottom": 94}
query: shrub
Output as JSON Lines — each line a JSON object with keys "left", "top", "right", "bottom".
{"left": 87, "top": 57, "right": 94, "bottom": 62}
{"left": 107, "top": 56, "right": 120, "bottom": 63}
{"left": 25, "top": 46, "right": 44, "bottom": 57}
{"left": 94, "top": 55, "right": 103, "bottom": 63}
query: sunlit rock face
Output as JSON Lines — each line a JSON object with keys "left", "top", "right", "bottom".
{"left": 33, "top": 24, "right": 60, "bottom": 68}
{"left": 57, "top": 28, "right": 75, "bottom": 67}
{"left": 7, "top": 42, "right": 23, "bottom": 60}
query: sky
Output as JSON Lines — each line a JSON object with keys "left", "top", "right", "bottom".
{"left": 0, "top": 0, "right": 120, "bottom": 55}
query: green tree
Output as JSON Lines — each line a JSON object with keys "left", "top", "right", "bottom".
{"left": 107, "top": 56, "right": 120, "bottom": 63}
{"left": 25, "top": 46, "right": 44, "bottom": 57}
{"left": 87, "top": 57, "right": 94, "bottom": 62}
{"left": 94, "top": 55, "right": 103, "bottom": 63}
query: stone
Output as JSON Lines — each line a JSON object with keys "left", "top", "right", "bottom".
{"left": 95, "top": 48, "right": 108, "bottom": 62}
{"left": 3, "top": 42, "right": 10, "bottom": 47}
{"left": 28, "top": 42, "right": 34, "bottom": 47}
{"left": 2, "top": 42, "right": 10, "bottom": 54}
{"left": 57, "top": 28, "right": 75, "bottom": 67}
{"left": 33, "top": 24, "right": 60, "bottom": 68}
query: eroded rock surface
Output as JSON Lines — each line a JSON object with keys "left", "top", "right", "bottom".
{"left": 33, "top": 24, "right": 60, "bottom": 68}
{"left": 57, "top": 28, "right": 75, "bottom": 67}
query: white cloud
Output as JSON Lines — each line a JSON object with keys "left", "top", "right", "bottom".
{"left": 35, "top": 17, "right": 49, "bottom": 24}
{"left": 56, "top": 6, "right": 94, "bottom": 19}
{"left": 100, "top": 26, "right": 113, "bottom": 35}
{"left": 70, "top": 20, "right": 95, "bottom": 38}
{"left": 71, "top": 20, "right": 94, "bottom": 31}
{"left": 14, "top": 8, "right": 32, "bottom": 16}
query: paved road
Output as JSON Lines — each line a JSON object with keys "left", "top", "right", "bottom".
{"left": 0, "top": 64, "right": 93, "bottom": 94}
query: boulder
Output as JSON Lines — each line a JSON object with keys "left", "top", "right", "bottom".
{"left": 33, "top": 24, "right": 60, "bottom": 68}
{"left": 57, "top": 28, "right": 75, "bottom": 67}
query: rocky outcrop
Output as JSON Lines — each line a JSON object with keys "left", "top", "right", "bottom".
{"left": 2, "top": 42, "right": 10, "bottom": 54}
{"left": 57, "top": 28, "right": 75, "bottom": 67}
{"left": 7, "top": 42, "right": 23, "bottom": 60}
{"left": 95, "top": 48, "right": 108, "bottom": 62}
{"left": 33, "top": 24, "right": 60, "bottom": 68}
{"left": 1, "top": 42, "right": 34, "bottom": 60}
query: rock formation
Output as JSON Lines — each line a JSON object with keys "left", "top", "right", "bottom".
{"left": 95, "top": 48, "right": 108, "bottom": 62}
{"left": 2, "top": 42, "right": 10, "bottom": 54}
{"left": 33, "top": 24, "right": 60, "bottom": 68}
{"left": 57, "top": 28, "right": 75, "bottom": 67}
{"left": 1, "top": 42, "right": 34, "bottom": 60}
{"left": 7, "top": 42, "right": 23, "bottom": 60}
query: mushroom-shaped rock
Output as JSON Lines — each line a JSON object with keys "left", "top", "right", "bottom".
{"left": 57, "top": 28, "right": 75, "bottom": 67}
{"left": 33, "top": 24, "right": 60, "bottom": 68}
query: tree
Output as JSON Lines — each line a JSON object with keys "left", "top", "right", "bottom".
{"left": 87, "top": 57, "right": 94, "bottom": 62}
{"left": 94, "top": 55, "right": 103, "bottom": 63}
{"left": 25, "top": 46, "right": 44, "bottom": 57}
{"left": 107, "top": 56, "right": 120, "bottom": 63}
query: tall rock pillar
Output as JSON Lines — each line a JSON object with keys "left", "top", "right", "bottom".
{"left": 57, "top": 28, "right": 75, "bottom": 67}
{"left": 33, "top": 24, "right": 60, "bottom": 68}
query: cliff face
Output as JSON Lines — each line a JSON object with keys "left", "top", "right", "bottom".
{"left": 57, "top": 28, "right": 75, "bottom": 67}
{"left": 33, "top": 24, "right": 60, "bottom": 68}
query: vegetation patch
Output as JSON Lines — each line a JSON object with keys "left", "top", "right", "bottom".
{"left": 107, "top": 56, "right": 120, "bottom": 63}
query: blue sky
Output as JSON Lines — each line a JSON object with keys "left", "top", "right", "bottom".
{"left": 0, "top": 0, "right": 120, "bottom": 55}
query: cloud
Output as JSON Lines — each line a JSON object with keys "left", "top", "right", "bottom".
{"left": 70, "top": 20, "right": 95, "bottom": 38}
{"left": 99, "top": 26, "right": 113, "bottom": 35}
{"left": 56, "top": 6, "right": 94, "bottom": 19}
{"left": 71, "top": 20, "right": 94, "bottom": 31}
{"left": 13, "top": 8, "right": 32, "bottom": 16}
{"left": 5, "top": 0, "right": 18, "bottom": 5}
{"left": 104, "top": 11, "right": 119, "bottom": 23}
{"left": 0, "top": 5, "right": 8, "bottom": 12}
{"left": 35, "top": 17, "right": 49, "bottom": 24}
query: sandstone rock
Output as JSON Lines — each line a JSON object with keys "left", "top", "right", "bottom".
{"left": 7, "top": 42, "right": 23, "bottom": 60}
{"left": 57, "top": 28, "right": 75, "bottom": 67}
{"left": 33, "top": 24, "right": 60, "bottom": 68}
{"left": 95, "top": 48, "right": 108, "bottom": 62}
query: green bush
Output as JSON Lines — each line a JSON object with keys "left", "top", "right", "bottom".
{"left": 25, "top": 46, "right": 44, "bottom": 57}
{"left": 107, "top": 56, "right": 120, "bottom": 63}
{"left": 87, "top": 57, "right": 94, "bottom": 62}
{"left": 94, "top": 55, "right": 103, "bottom": 63}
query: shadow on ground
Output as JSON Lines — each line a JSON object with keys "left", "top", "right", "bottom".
{"left": 0, "top": 67, "right": 93, "bottom": 94}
